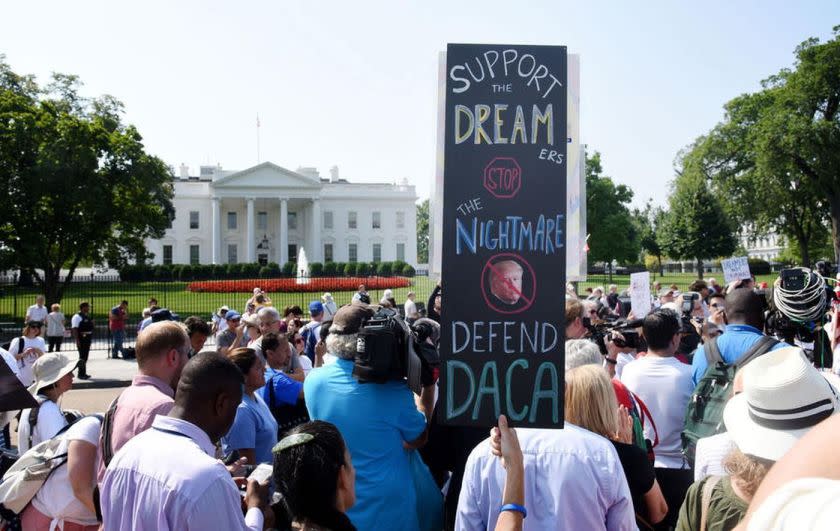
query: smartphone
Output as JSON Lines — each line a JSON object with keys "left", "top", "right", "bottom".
{"left": 248, "top": 463, "right": 273, "bottom": 484}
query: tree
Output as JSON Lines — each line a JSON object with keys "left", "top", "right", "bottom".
{"left": 634, "top": 201, "right": 666, "bottom": 275}
{"left": 685, "top": 27, "right": 840, "bottom": 266}
{"left": 416, "top": 198, "right": 429, "bottom": 263}
{"left": 585, "top": 151, "right": 640, "bottom": 266}
{"left": 0, "top": 57, "right": 174, "bottom": 305}
{"left": 657, "top": 171, "right": 737, "bottom": 278}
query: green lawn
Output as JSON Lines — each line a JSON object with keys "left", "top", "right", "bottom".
{"left": 0, "top": 272, "right": 777, "bottom": 324}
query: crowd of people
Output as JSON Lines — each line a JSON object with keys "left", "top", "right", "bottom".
{"left": 1, "top": 270, "right": 840, "bottom": 530}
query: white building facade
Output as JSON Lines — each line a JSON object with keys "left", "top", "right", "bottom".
{"left": 146, "top": 162, "right": 419, "bottom": 266}
{"left": 740, "top": 229, "right": 784, "bottom": 261}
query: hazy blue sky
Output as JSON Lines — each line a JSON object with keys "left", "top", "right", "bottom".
{"left": 1, "top": 1, "right": 836, "bottom": 207}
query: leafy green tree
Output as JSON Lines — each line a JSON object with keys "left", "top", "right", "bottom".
{"left": 0, "top": 57, "right": 174, "bottom": 305}
{"left": 657, "top": 171, "right": 737, "bottom": 278}
{"left": 585, "top": 151, "right": 640, "bottom": 266}
{"left": 416, "top": 198, "right": 429, "bottom": 263}
{"left": 685, "top": 27, "right": 840, "bottom": 266}
{"left": 634, "top": 201, "right": 666, "bottom": 275}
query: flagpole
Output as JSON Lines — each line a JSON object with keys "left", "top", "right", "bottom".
{"left": 256, "top": 114, "right": 261, "bottom": 164}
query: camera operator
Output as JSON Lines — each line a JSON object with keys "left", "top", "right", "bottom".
{"left": 565, "top": 299, "right": 588, "bottom": 340}
{"left": 707, "top": 292, "right": 727, "bottom": 328}
{"left": 690, "top": 288, "right": 786, "bottom": 386}
{"left": 303, "top": 303, "right": 428, "bottom": 531}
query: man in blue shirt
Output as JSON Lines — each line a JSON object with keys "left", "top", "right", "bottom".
{"left": 259, "top": 333, "right": 303, "bottom": 406}
{"left": 300, "top": 301, "right": 324, "bottom": 364}
{"left": 691, "top": 288, "right": 787, "bottom": 385}
{"left": 305, "top": 303, "right": 427, "bottom": 531}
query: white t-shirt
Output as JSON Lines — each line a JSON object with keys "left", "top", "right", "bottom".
{"left": 694, "top": 432, "right": 736, "bottom": 481}
{"left": 404, "top": 299, "right": 418, "bottom": 317}
{"left": 31, "top": 416, "right": 101, "bottom": 527}
{"left": 299, "top": 354, "right": 313, "bottom": 375}
{"left": 615, "top": 352, "right": 636, "bottom": 379}
{"left": 212, "top": 314, "right": 229, "bottom": 333}
{"left": 27, "top": 304, "right": 48, "bottom": 323}
{"left": 18, "top": 398, "right": 68, "bottom": 453}
{"left": 8, "top": 335, "right": 47, "bottom": 386}
{"left": 620, "top": 354, "right": 694, "bottom": 469}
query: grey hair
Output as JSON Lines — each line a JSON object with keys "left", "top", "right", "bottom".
{"left": 565, "top": 339, "right": 602, "bottom": 372}
{"left": 257, "top": 306, "right": 281, "bottom": 321}
{"left": 326, "top": 333, "right": 358, "bottom": 360}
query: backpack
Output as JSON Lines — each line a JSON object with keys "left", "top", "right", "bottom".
{"left": 681, "top": 335, "right": 779, "bottom": 467}
{"left": 0, "top": 414, "right": 102, "bottom": 515}
{"left": 265, "top": 372, "right": 310, "bottom": 439}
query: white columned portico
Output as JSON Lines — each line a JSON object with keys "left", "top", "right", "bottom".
{"left": 246, "top": 197, "right": 256, "bottom": 262}
{"left": 309, "top": 199, "right": 321, "bottom": 262}
{"left": 211, "top": 197, "right": 221, "bottom": 264}
{"left": 279, "top": 199, "right": 289, "bottom": 264}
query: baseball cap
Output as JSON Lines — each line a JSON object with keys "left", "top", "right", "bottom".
{"left": 309, "top": 301, "right": 324, "bottom": 315}
{"left": 225, "top": 310, "right": 242, "bottom": 321}
{"left": 330, "top": 303, "right": 375, "bottom": 335}
{"left": 151, "top": 308, "right": 175, "bottom": 323}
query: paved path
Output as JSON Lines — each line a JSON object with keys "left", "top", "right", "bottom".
{"left": 72, "top": 348, "right": 138, "bottom": 390}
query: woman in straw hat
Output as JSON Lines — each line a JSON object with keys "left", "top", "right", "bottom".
{"left": 676, "top": 346, "right": 840, "bottom": 531}
{"left": 17, "top": 352, "right": 78, "bottom": 453}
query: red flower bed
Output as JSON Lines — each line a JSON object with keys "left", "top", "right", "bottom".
{"left": 187, "top": 276, "right": 412, "bottom": 293}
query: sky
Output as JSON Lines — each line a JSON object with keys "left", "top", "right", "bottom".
{"left": 0, "top": 1, "right": 836, "bottom": 208}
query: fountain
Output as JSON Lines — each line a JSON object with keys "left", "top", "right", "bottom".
{"left": 296, "top": 247, "right": 310, "bottom": 284}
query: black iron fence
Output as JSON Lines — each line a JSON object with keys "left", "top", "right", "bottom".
{"left": 0, "top": 272, "right": 437, "bottom": 350}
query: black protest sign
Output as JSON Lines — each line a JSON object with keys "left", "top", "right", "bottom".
{"left": 439, "top": 44, "right": 567, "bottom": 428}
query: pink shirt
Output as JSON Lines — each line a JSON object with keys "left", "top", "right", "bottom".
{"left": 97, "top": 374, "right": 175, "bottom": 483}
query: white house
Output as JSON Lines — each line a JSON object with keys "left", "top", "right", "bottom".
{"left": 145, "top": 162, "right": 419, "bottom": 266}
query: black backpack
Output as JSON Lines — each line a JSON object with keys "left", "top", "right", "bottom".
{"left": 682, "top": 335, "right": 779, "bottom": 467}
{"left": 265, "top": 373, "right": 310, "bottom": 439}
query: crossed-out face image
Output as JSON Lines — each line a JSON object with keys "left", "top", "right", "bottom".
{"left": 489, "top": 259, "right": 524, "bottom": 305}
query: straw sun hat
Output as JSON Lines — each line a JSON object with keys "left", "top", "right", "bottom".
{"left": 27, "top": 352, "right": 78, "bottom": 395}
{"left": 724, "top": 346, "right": 840, "bottom": 462}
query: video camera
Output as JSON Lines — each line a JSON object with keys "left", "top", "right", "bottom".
{"left": 584, "top": 316, "right": 645, "bottom": 356}
{"left": 352, "top": 307, "right": 439, "bottom": 393}
{"left": 766, "top": 267, "right": 834, "bottom": 347}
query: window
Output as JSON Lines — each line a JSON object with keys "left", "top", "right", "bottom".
{"left": 324, "top": 243, "right": 333, "bottom": 262}
{"left": 228, "top": 244, "right": 237, "bottom": 264}
{"left": 288, "top": 244, "right": 298, "bottom": 262}
{"left": 257, "top": 211, "right": 267, "bottom": 231}
{"left": 162, "top": 245, "right": 173, "bottom": 265}
{"left": 348, "top": 211, "right": 357, "bottom": 229}
{"left": 396, "top": 211, "right": 405, "bottom": 229}
{"left": 189, "top": 245, "right": 200, "bottom": 265}
{"left": 288, "top": 212, "right": 297, "bottom": 230}
{"left": 348, "top": 243, "right": 358, "bottom": 263}
{"left": 189, "top": 211, "right": 199, "bottom": 229}
{"left": 396, "top": 243, "right": 405, "bottom": 262}
{"left": 324, "top": 211, "right": 334, "bottom": 230}
{"left": 372, "top": 243, "right": 382, "bottom": 262}
{"left": 227, "top": 212, "right": 237, "bottom": 230}
{"left": 372, "top": 211, "right": 381, "bottom": 229}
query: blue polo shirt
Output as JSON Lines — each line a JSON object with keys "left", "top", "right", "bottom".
{"left": 304, "top": 358, "right": 426, "bottom": 531}
{"left": 691, "top": 324, "right": 787, "bottom": 385}
{"left": 222, "top": 393, "right": 278, "bottom": 464}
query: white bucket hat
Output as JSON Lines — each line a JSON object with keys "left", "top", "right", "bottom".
{"left": 27, "top": 352, "right": 78, "bottom": 395}
{"left": 724, "top": 346, "right": 840, "bottom": 462}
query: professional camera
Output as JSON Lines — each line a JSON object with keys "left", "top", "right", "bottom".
{"left": 585, "top": 317, "right": 644, "bottom": 356}
{"left": 766, "top": 267, "right": 833, "bottom": 361}
{"left": 352, "top": 307, "right": 438, "bottom": 393}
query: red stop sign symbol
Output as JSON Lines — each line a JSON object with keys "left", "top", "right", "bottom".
{"left": 483, "top": 157, "right": 522, "bottom": 199}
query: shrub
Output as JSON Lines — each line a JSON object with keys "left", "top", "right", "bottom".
{"left": 241, "top": 263, "right": 261, "bottom": 278}
{"left": 153, "top": 264, "right": 171, "bottom": 281}
{"left": 747, "top": 258, "right": 771, "bottom": 275}
{"left": 282, "top": 261, "right": 297, "bottom": 277}
{"left": 356, "top": 262, "right": 369, "bottom": 276}
{"left": 225, "top": 263, "right": 238, "bottom": 277}
{"left": 401, "top": 263, "right": 416, "bottom": 277}
{"left": 376, "top": 262, "right": 393, "bottom": 276}
{"left": 309, "top": 262, "right": 324, "bottom": 277}
{"left": 178, "top": 265, "right": 193, "bottom": 281}
{"left": 324, "top": 261, "right": 337, "bottom": 276}
{"left": 212, "top": 264, "right": 227, "bottom": 278}
{"left": 343, "top": 263, "right": 356, "bottom": 276}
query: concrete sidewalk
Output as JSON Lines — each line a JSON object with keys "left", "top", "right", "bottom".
{"left": 72, "top": 348, "right": 138, "bottom": 390}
